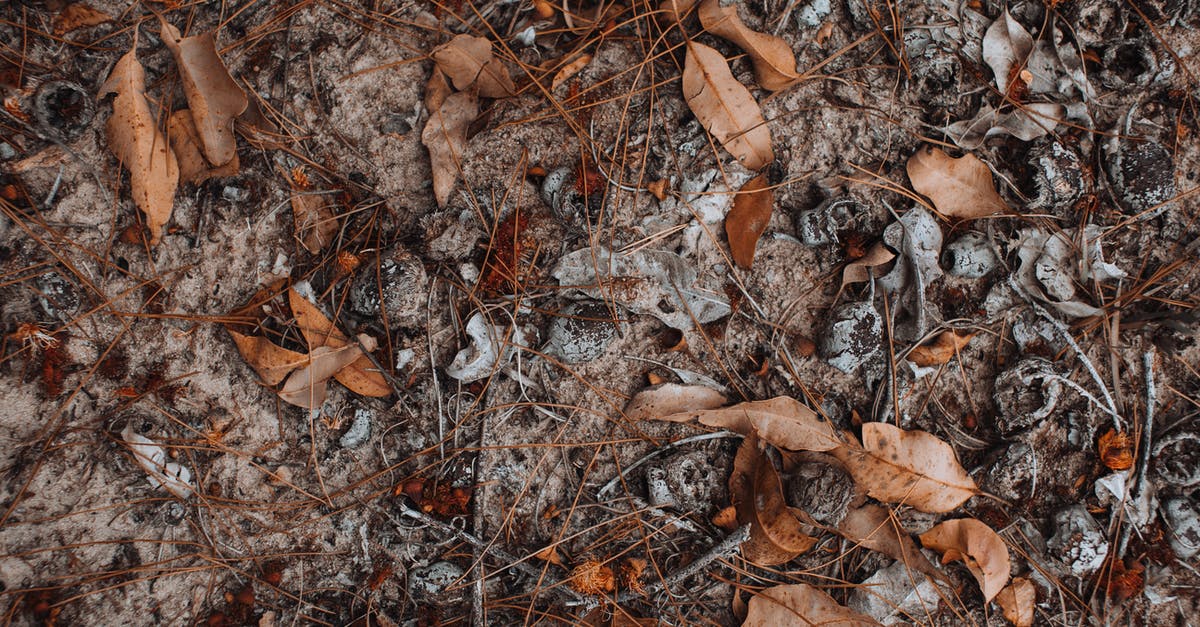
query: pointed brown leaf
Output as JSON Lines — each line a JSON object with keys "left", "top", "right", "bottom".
{"left": 830, "top": 423, "right": 978, "bottom": 513}
{"left": 98, "top": 46, "right": 179, "bottom": 246}
{"left": 658, "top": 396, "right": 840, "bottom": 452}
{"left": 698, "top": 0, "right": 799, "bottom": 91}
{"left": 169, "top": 110, "right": 239, "bottom": 184}
{"left": 624, "top": 383, "right": 727, "bottom": 420}
{"left": 841, "top": 241, "right": 896, "bottom": 289}
{"left": 228, "top": 329, "right": 307, "bottom": 386}
{"left": 731, "top": 437, "right": 816, "bottom": 565}
{"left": 743, "top": 583, "right": 880, "bottom": 627}
{"left": 725, "top": 173, "right": 773, "bottom": 269}
{"left": 682, "top": 41, "right": 773, "bottom": 171}
{"left": 995, "top": 577, "right": 1035, "bottom": 627}
{"left": 421, "top": 90, "right": 478, "bottom": 207}
{"left": 837, "top": 503, "right": 944, "bottom": 581}
{"left": 907, "top": 146, "right": 1009, "bottom": 219}
{"left": 919, "top": 518, "right": 1011, "bottom": 602}
{"left": 907, "top": 329, "right": 975, "bottom": 367}
{"left": 277, "top": 344, "right": 366, "bottom": 408}
{"left": 425, "top": 68, "right": 453, "bottom": 113}
{"left": 287, "top": 287, "right": 391, "bottom": 397}
{"left": 160, "top": 19, "right": 247, "bottom": 167}
{"left": 431, "top": 34, "right": 515, "bottom": 98}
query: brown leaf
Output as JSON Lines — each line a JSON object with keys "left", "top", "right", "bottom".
{"left": 98, "top": 45, "right": 179, "bottom": 246}
{"left": 919, "top": 518, "right": 1011, "bottom": 602}
{"left": 830, "top": 423, "right": 978, "bottom": 513}
{"left": 658, "top": 396, "right": 840, "bottom": 452}
{"left": 421, "top": 90, "right": 478, "bottom": 208}
{"left": 837, "top": 504, "right": 944, "bottom": 581}
{"left": 657, "top": 0, "right": 698, "bottom": 25}
{"left": 277, "top": 343, "right": 366, "bottom": 409}
{"left": 906, "top": 329, "right": 975, "bottom": 367}
{"left": 534, "top": 545, "right": 564, "bottom": 567}
{"left": 725, "top": 173, "right": 773, "bottom": 269}
{"left": 730, "top": 437, "right": 815, "bottom": 565}
{"left": 227, "top": 329, "right": 307, "bottom": 386}
{"left": 995, "top": 578, "right": 1035, "bottom": 627}
{"left": 698, "top": 0, "right": 799, "bottom": 91}
{"left": 550, "top": 53, "right": 593, "bottom": 92}
{"left": 424, "top": 68, "right": 453, "bottom": 113}
{"left": 841, "top": 241, "right": 896, "bottom": 289}
{"left": 160, "top": 19, "right": 247, "bottom": 167}
{"left": 431, "top": 34, "right": 516, "bottom": 98}
{"left": 168, "top": 110, "right": 239, "bottom": 185}
{"left": 53, "top": 3, "right": 112, "bottom": 35}
{"left": 623, "top": 383, "right": 727, "bottom": 420}
{"left": 289, "top": 179, "right": 338, "bottom": 254}
{"left": 287, "top": 287, "right": 392, "bottom": 397}
{"left": 906, "top": 146, "right": 1009, "bottom": 219}
{"left": 743, "top": 583, "right": 880, "bottom": 627}
{"left": 682, "top": 41, "right": 773, "bottom": 171}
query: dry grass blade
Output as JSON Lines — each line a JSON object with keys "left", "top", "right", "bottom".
{"left": 698, "top": 0, "right": 799, "bottom": 91}
{"left": 160, "top": 18, "right": 247, "bottom": 167}
{"left": 682, "top": 41, "right": 773, "bottom": 171}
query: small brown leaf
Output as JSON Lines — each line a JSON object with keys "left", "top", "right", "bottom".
{"left": 725, "top": 173, "right": 773, "bottom": 269}
{"left": 657, "top": 396, "right": 840, "bottom": 452}
{"left": 431, "top": 34, "right": 516, "bottom": 98}
{"left": 624, "top": 383, "right": 727, "bottom": 420}
{"left": 288, "top": 174, "right": 338, "bottom": 254}
{"left": 98, "top": 45, "right": 179, "bottom": 246}
{"left": 698, "top": 0, "right": 799, "bottom": 91}
{"left": 743, "top": 583, "right": 879, "bottom": 627}
{"left": 287, "top": 287, "right": 391, "bottom": 397}
{"left": 995, "top": 578, "right": 1035, "bottom": 627}
{"left": 227, "top": 329, "right": 307, "bottom": 386}
{"left": 830, "top": 423, "right": 978, "bottom": 513}
{"left": 534, "top": 545, "right": 564, "bottom": 567}
{"left": 907, "top": 329, "right": 976, "bottom": 367}
{"left": 550, "top": 53, "right": 592, "bottom": 91}
{"left": 906, "top": 145, "right": 1009, "bottom": 219}
{"left": 730, "top": 437, "right": 815, "bottom": 565}
{"left": 837, "top": 504, "right": 944, "bottom": 581}
{"left": 841, "top": 241, "right": 896, "bottom": 289}
{"left": 919, "top": 518, "right": 1011, "bottom": 602}
{"left": 421, "top": 90, "right": 478, "bottom": 207}
{"left": 160, "top": 19, "right": 247, "bottom": 167}
{"left": 169, "top": 110, "right": 239, "bottom": 185}
{"left": 424, "top": 68, "right": 453, "bottom": 113}
{"left": 53, "top": 3, "right": 112, "bottom": 35}
{"left": 682, "top": 41, "right": 773, "bottom": 171}
{"left": 277, "top": 343, "right": 367, "bottom": 409}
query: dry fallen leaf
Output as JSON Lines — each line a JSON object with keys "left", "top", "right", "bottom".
{"left": 994, "top": 577, "right": 1035, "bottom": 627}
{"left": 422, "top": 90, "right": 478, "bottom": 208}
{"left": 919, "top": 518, "right": 1011, "bottom": 602}
{"left": 425, "top": 68, "right": 453, "bottom": 113}
{"left": 98, "top": 45, "right": 179, "bottom": 246}
{"left": 624, "top": 383, "right": 727, "bottom": 420}
{"left": 288, "top": 173, "right": 338, "bottom": 254}
{"left": 168, "top": 110, "right": 239, "bottom": 184}
{"left": 725, "top": 173, "right": 773, "bottom": 269}
{"left": 551, "top": 53, "right": 592, "bottom": 92}
{"left": 227, "top": 329, "right": 307, "bottom": 386}
{"left": 1097, "top": 428, "right": 1135, "bottom": 471}
{"left": 287, "top": 287, "right": 392, "bottom": 397}
{"left": 907, "top": 146, "right": 1009, "bottom": 219}
{"left": 731, "top": 436, "right": 816, "bottom": 565}
{"left": 907, "top": 329, "right": 976, "bottom": 367}
{"left": 160, "top": 19, "right": 247, "bottom": 167}
{"left": 682, "top": 41, "right": 773, "bottom": 171}
{"left": 431, "top": 34, "right": 516, "bottom": 98}
{"left": 837, "top": 503, "right": 944, "bottom": 582}
{"left": 657, "top": 396, "right": 840, "bottom": 452}
{"left": 277, "top": 342, "right": 368, "bottom": 409}
{"left": 831, "top": 422, "right": 978, "bottom": 513}
{"left": 743, "top": 583, "right": 879, "bottom": 627}
{"left": 53, "top": 3, "right": 112, "bottom": 35}
{"left": 533, "top": 545, "right": 564, "bottom": 567}
{"left": 841, "top": 241, "right": 896, "bottom": 289}
{"left": 698, "top": 0, "right": 799, "bottom": 91}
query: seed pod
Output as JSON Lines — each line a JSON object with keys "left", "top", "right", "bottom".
{"left": 1104, "top": 116, "right": 1176, "bottom": 217}
{"left": 796, "top": 196, "right": 864, "bottom": 246}
{"left": 34, "top": 80, "right": 94, "bottom": 142}
{"left": 942, "top": 232, "right": 998, "bottom": 279}
{"left": 543, "top": 300, "right": 620, "bottom": 364}
{"left": 1027, "top": 138, "right": 1087, "bottom": 212}
{"left": 992, "top": 358, "right": 1063, "bottom": 435}
{"left": 1100, "top": 39, "right": 1175, "bottom": 90}
{"left": 34, "top": 270, "right": 81, "bottom": 321}
{"left": 819, "top": 299, "right": 881, "bottom": 373}
{"left": 1153, "top": 431, "right": 1200, "bottom": 488}
{"left": 348, "top": 247, "right": 428, "bottom": 326}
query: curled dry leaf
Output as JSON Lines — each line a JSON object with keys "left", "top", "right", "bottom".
{"left": 725, "top": 173, "right": 773, "bottom": 269}
{"left": 658, "top": 396, "right": 840, "bottom": 452}
{"left": 731, "top": 436, "right": 816, "bottom": 565}
{"left": 837, "top": 504, "right": 944, "bottom": 581}
{"left": 121, "top": 425, "right": 194, "bottom": 499}
{"left": 919, "top": 518, "right": 1011, "bottom": 602}
{"left": 743, "top": 583, "right": 879, "bottom": 627}
{"left": 287, "top": 287, "right": 392, "bottom": 397}
{"left": 277, "top": 342, "right": 369, "bottom": 409}
{"left": 53, "top": 3, "right": 112, "bottom": 35}
{"left": 682, "top": 41, "right": 773, "bottom": 171}
{"left": 907, "top": 329, "right": 975, "bottom": 367}
{"left": 422, "top": 90, "right": 478, "bottom": 208}
{"left": 995, "top": 578, "right": 1035, "bottom": 627}
{"left": 698, "top": 0, "right": 799, "bottom": 91}
{"left": 624, "top": 383, "right": 727, "bottom": 420}
{"left": 551, "top": 53, "right": 592, "bottom": 92}
{"left": 831, "top": 422, "right": 978, "bottom": 513}
{"left": 982, "top": 8, "right": 1033, "bottom": 97}
{"left": 168, "top": 110, "right": 239, "bottom": 185}
{"left": 227, "top": 329, "right": 307, "bottom": 386}
{"left": 841, "top": 241, "right": 896, "bottom": 289}
{"left": 98, "top": 46, "right": 179, "bottom": 246}
{"left": 906, "top": 146, "right": 1009, "bottom": 219}
{"left": 431, "top": 34, "right": 516, "bottom": 98}
{"left": 160, "top": 19, "right": 247, "bottom": 167}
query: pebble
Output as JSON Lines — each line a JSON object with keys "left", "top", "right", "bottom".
{"left": 819, "top": 300, "right": 881, "bottom": 373}
{"left": 1047, "top": 504, "right": 1109, "bottom": 577}
{"left": 221, "top": 186, "right": 248, "bottom": 202}
{"left": 543, "top": 300, "right": 620, "bottom": 364}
